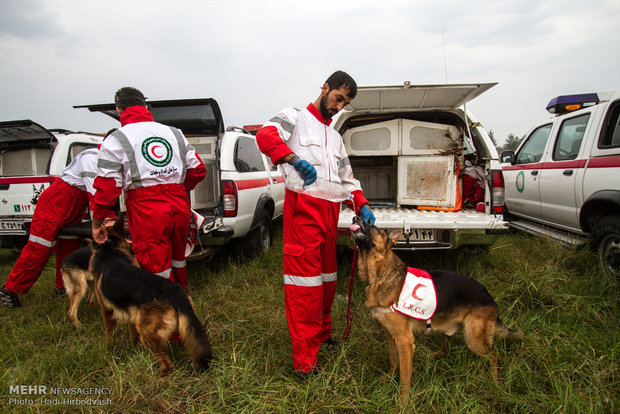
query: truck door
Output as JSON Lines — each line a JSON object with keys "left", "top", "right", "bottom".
{"left": 503, "top": 123, "right": 553, "bottom": 220}
{"left": 538, "top": 112, "right": 591, "bottom": 229}
{"left": 264, "top": 156, "right": 285, "bottom": 217}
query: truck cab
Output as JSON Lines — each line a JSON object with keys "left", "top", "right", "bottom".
{"left": 502, "top": 90, "right": 620, "bottom": 275}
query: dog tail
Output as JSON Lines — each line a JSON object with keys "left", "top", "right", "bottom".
{"left": 495, "top": 317, "right": 524, "bottom": 340}
{"left": 178, "top": 297, "right": 213, "bottom": 370}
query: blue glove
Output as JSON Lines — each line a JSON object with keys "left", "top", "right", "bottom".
{"left": 292, "top": 159, "right": 317, "bottom": 186}
{"left": 359, "top": 205, "right": 375, "bottom": 225}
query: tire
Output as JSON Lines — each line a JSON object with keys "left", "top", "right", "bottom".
{"left": 592, "top": 215, "right": 620, "bottom": 277}
{"left": 239, "top": 211, "right": 272, "bottom": 258}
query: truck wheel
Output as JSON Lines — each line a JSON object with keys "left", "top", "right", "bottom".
{"left": 592, "top": 215, "right": 620, "bottom": 278}
{"left": 240, "top": 211, "right": 272, "bottom": 257}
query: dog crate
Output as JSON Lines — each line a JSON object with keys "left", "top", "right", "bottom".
{"left": 342, "top": 120, "right": 399, "bottom": 156}
{"left": 401, "top": 120, "right": 461, "bottom": 155}
{"left": 188, "top": 136, "right": 219, "bottom": 210}
{"left": 350, "top": 156, "right": 396, "bottom": 202}
{"left": 396, "top": 155, "right": 456, "bottom": 207}
{"left": 344, "top": 117, "right": 462, "bottom": 207}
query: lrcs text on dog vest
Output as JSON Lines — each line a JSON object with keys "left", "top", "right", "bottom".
{"left": 391, "top": 268, "right": 437, "bottom": 320}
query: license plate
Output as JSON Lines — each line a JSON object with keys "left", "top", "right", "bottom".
{"left": 409, "top": 229, "right": 434, "bottom": 241}
{"left": 0, "top": 221, "right": 24, "bottom": 232}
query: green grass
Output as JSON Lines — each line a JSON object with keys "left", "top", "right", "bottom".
{"left": 0, "top": 223, "right": 617, "bottom": 413}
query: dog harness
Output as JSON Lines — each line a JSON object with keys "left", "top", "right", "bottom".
{"left": 372, "top": 268, "right": 437, "bottom": 334}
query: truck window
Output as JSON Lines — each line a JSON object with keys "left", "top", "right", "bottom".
{"left": 234, "top": 137, "right": 265, "bottom": 172}
{"left": 553, "top": 113, "right": 590, "bottom": 161}
{"left": 599, "top": 101, "right": 620, "bottom": 148}
{"left": 67, "top": 144, "right": 98, "bottom": 166}
{"left": 516, "top": 124, "right": 552, "bottom": 164}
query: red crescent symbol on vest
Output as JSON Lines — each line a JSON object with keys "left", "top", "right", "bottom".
{"left": 411, "top": 283, "right": 426, "bottom": 301}
{"left": 150, "top": 145, "right": 164, "bottom": 158}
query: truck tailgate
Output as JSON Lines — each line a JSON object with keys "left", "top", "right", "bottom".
{"left": 338, "top": 207, "right": 507, "bottom": 250}
{"left": 339, "top": 207, "right": 507, "bottom": 230}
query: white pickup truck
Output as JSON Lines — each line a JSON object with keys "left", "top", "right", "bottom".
{"left": 334, "top": 82, "right": 508, "bottom": 252}
{"left": 0, "top": 120, "right": 102, "bottom": 248}
{"left": 501, "top": 89, "right": 620, "bottom": 276}
{"left": 76, "top": 98, "right": 285, "bottom": 258}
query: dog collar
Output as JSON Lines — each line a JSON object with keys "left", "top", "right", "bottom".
{"left": 369, "top": 273, "right": 390, "bottom": 285}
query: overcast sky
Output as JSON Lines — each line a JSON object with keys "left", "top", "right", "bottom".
{"left": 1, "top": 0, "right": 619, "bottom": 145}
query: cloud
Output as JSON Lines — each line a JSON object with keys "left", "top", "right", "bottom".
{"left": 0, "top": 0, "right": 618, "bottom": 143}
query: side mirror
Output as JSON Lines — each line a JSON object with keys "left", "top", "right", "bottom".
{"left": 501, "top": 150, "right": 515, "bottom": 164}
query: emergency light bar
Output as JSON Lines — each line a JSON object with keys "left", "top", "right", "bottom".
{"left": 546, "top": 93, "right": 599, "bottom": 115}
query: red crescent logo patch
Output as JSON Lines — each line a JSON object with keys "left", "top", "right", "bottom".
{"left": 411, "top": 283, "right": 426, "bottom": 301}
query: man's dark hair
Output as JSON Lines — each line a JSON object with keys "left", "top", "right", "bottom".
{"left": 114, "top": 87, "right": 146, "bottom": 110}
{"left": 325, "top": 71, "right": 357, "bottom": 99}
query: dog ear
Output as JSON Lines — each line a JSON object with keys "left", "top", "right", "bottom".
{"left": 388, "top": 228, "right": 403, "bottom": 242}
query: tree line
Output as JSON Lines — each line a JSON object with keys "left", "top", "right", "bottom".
{"left": 488, "top": 130, "right": 525, "bottom": 152}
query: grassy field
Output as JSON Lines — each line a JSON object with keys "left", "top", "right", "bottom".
{"left": 0, "top": 222, "right": 617, "bottom": 413}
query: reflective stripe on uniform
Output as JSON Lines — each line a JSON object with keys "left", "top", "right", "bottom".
{"left": 171, "top": 259, "right": 186, "bottom": 268}
{"left": 81, "top": 171, "right": 97, "bottom": 179}
{"left": 269, "top": 116, "right": 296, "bottom": 135}
{"left": 97, "top": 159, "right": 123, "bottom": 171}
{"left": 28, "top": 235, "right": 56, "bottom": 248}
{"left": 322, "top": 272, "right": 337, "bottom": 282}
{"left": 283, "top": 274, "right": 323, "bottom": 287}
{"left": 110, "top": 129, "right": 143, "bottom": 188}
{"left": 169, "top": 127, "right": 188, "bottom": 181}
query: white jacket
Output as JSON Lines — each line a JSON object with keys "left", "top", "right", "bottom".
{"left": 60, "top": 148, "right": 98, "bottom": 197}
{"left": 263, "top": 106, "right": 363, "bottom": 195}
{"left": 97, "top": 122, "right": 201, "bottom": 190}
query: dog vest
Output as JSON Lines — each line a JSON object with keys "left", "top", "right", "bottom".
{"left": 390, "top": 268, "right": 437, "bottom": 321}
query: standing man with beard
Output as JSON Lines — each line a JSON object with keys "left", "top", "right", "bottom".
{"left": 256, "top": 71, "right": 375, "bottom": 374}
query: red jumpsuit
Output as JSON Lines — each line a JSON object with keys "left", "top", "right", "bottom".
{"left": 92, "top": 106, "right": 205, "bottom": 289}
{"left": 4, "top": 148, "right": 99, "bottom": 293}
{"left": 257, "top": 103, "right": 369, "bottom": 373}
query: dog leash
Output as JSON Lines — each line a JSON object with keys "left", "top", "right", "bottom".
{"left": 342, "top": 243, "right": 357, "bottom": 341}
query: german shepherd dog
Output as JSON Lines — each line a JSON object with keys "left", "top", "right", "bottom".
{"left": 61, "top": 244, "right": 96, "bottom": 329}
{"left": 89, "top": 216, "right": 213, "bottom": 375}
{"left": 349, "top": 216, "right": 523, "bottom": 403}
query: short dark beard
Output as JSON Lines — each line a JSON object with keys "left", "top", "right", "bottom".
{"left": 319, "top": 91, "right": 332, "bottom": 120}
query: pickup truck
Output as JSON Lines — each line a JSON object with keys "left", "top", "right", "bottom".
{"left": 0, "top": 98, "right": 285, "bottom": 259}
{"left": 333, "top": 82, "right": 508, "bottom": 252}
{"left": 0, "top": 120, "right": 102, "bottom": 248}
{"left": 76, "top": 98, "right": 284, "bottom": 259}
{"left": 501, "top": 89, "right": 620, "bottom": 276}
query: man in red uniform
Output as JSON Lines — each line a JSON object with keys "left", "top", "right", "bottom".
{"left": 1, "top": 148, "right": 99, "bottom": 308}
{"left": 91, "top": 87, "right": 206, "bottom": 289}
{"left": 256, "top": 71, "right": 375, "bottom": 374}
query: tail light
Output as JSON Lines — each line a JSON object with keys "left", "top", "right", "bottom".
{"left": 491, "top": 170, "right": 505, "bottom": 214}
{"left": 222, "top": 180, "right": 238, "bottom": 217}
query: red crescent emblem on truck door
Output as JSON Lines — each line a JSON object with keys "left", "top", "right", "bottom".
{"left": 411, "top": 283, "right": 426, "bottom": 301}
